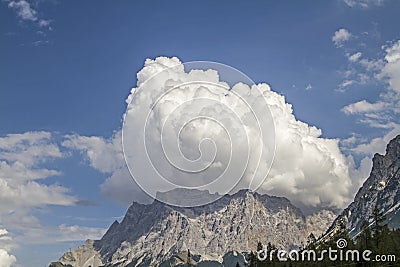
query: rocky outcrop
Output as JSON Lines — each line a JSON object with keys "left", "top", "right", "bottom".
{"left": 58, "top": 240, "right": 102, "bottom": 267}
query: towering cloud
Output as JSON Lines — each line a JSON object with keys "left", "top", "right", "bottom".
{"left": 68, "top": 57, "right": 366, "bottom": 209}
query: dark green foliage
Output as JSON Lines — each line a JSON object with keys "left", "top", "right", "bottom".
{"left": 370, "top": 203, "right": 388, "bottom": 250}
{"left": 306, "top": 233, "right": 317, "bottom": 250}
{"left": 246, "top": 225, "right": 400, "bottom": 267}
{"left": 247, "top": 251, "right": 258, "bottom": 267}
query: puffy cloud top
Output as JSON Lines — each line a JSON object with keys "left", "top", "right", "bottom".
{"left": 119, "top": 57, "right": 359, "bottom": 208}
{"left": 65, "top": 57, "right": 367, "bottom": 209}
{"left": 0, "top": 249, "right": 16, "bottom": 267}
{"left": 332, "top": 28, "right": 352, "bottom": 47}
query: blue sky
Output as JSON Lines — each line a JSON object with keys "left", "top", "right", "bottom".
{"left": 1, "top": 0, "right": 400, "bottom": 266}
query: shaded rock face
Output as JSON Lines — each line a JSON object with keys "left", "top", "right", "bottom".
{"left": 328, "top": 135, "right": 400, "bottom": 238}
{"left": 58, "top": 190, "right": 335, "bottom": 267}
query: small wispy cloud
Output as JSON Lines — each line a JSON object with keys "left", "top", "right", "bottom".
{"left": 332, "top": 28, "right": 352, "bottom": 47}
{"left": 340, "top": 39, "right": 400, "bottom": 155}
{"left": 32, "top": 39, "right": 49, "bottom": 46}
{"left": 7, "top": 0, "right": 37, "bottom": 21}
{"left": 348, "top": 52, "right": 362, "bottom": 62}
{"left": 343, "top": 0, "right": 385, "bottom": 8}
{"left": 16, "top": 224, "right": 107, "bottom": 244}
{"left": 5, "top": 0, "right": 53, "bottom": 32}
{"left": 336, "top": 79, "right": 354, "bottom": 92}
{"left": 333, "top": 28, "right": 385, "bottom": 92}
{"left": 38, "top": 19, "right": 51, "bottom": 28}
{"left": 342, "top": 100, "right": 386, "bottom": 114}
{"left": 0, "top": 131, "right": 110, "bottom": 261}
{"left": 351, "top": 124, "right": 400, "bottom": 155}
{"left": 331, "top": 26, "right": 400, "bottom": 156}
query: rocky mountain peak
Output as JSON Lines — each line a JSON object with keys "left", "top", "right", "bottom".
{"left": 385, "top": 135, "right": 400, "bottom": 159}
{"left": 370, "top": 135, "right": 400, "bottom": 179}
{"left": 328, "top": 135, "right": 400, "bottom": 238}
{"left": 56, "top": 189, "right": 335, "bottom": 267}
{"left": 53, "top": 135, "right": 400, "bottom": 266}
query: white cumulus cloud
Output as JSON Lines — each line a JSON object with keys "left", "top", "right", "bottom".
{"left": 0, "top": 132, "right": 76, "bottom": 216}
{"left": 62, "top": 133, "right": 124, "bottom": 174}
{"left": 0, "top": 249, "right": 16, "bottom": 267}
{"left": 343, "top": 40, "right": 400, "bottom": 115}
{"left": 342, "top": 100, "right": 386, "bottom": 114}
{"left": 69, "top": 57, "right": 366, "bottom": 209}
{"left": 0, "top": 229, "right": 11, "bottom": 242}
{"left": 332, "top": 28, "right": 352, "bottom": 47}
{"left": 62, "top": 133, "right": 151, "bottom": 204}
{"left": 341, "top": 40, "right": 400, "bottom": 155}
{"left": 352, "top": 124, "right": 400, "bottom": 155}
{"left": 259, "top": 84, "right": 357, "bottom": 208}
{"left": 0, "top": 132, "right": 106, "bottom": 259}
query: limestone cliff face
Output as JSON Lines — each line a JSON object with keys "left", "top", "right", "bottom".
{"left": 58, "top": 190, "right": 335, "bottom": 267}
{"left": 58, "top": 240, "right": 102, "bottom": 267}
{"left": 328, "top": 135, "right": 400, "bottom": 237}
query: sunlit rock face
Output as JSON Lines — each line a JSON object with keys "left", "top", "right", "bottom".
{"left": 57, "top": 189, "right": 335, "bottom": 267}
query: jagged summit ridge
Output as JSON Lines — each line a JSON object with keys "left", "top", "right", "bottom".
{"left": 57, "top": 190, "right": 335, "bottom": 267}
{"left": 55, "top": 135, "right": 400, "bottom": 267}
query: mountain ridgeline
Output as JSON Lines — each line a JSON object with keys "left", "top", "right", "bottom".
{"left": 51, "top": 135, "right": 400, "bottom": 267}
{"left": 53, "top": 190, "right": 335, "bottom": 267}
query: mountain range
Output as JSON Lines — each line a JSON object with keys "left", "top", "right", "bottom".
{"left": 51, "top": 135, "right": 400, "bottom": 267}
{"left": 54, "top": 190, "right": 335, "bottom": 267}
